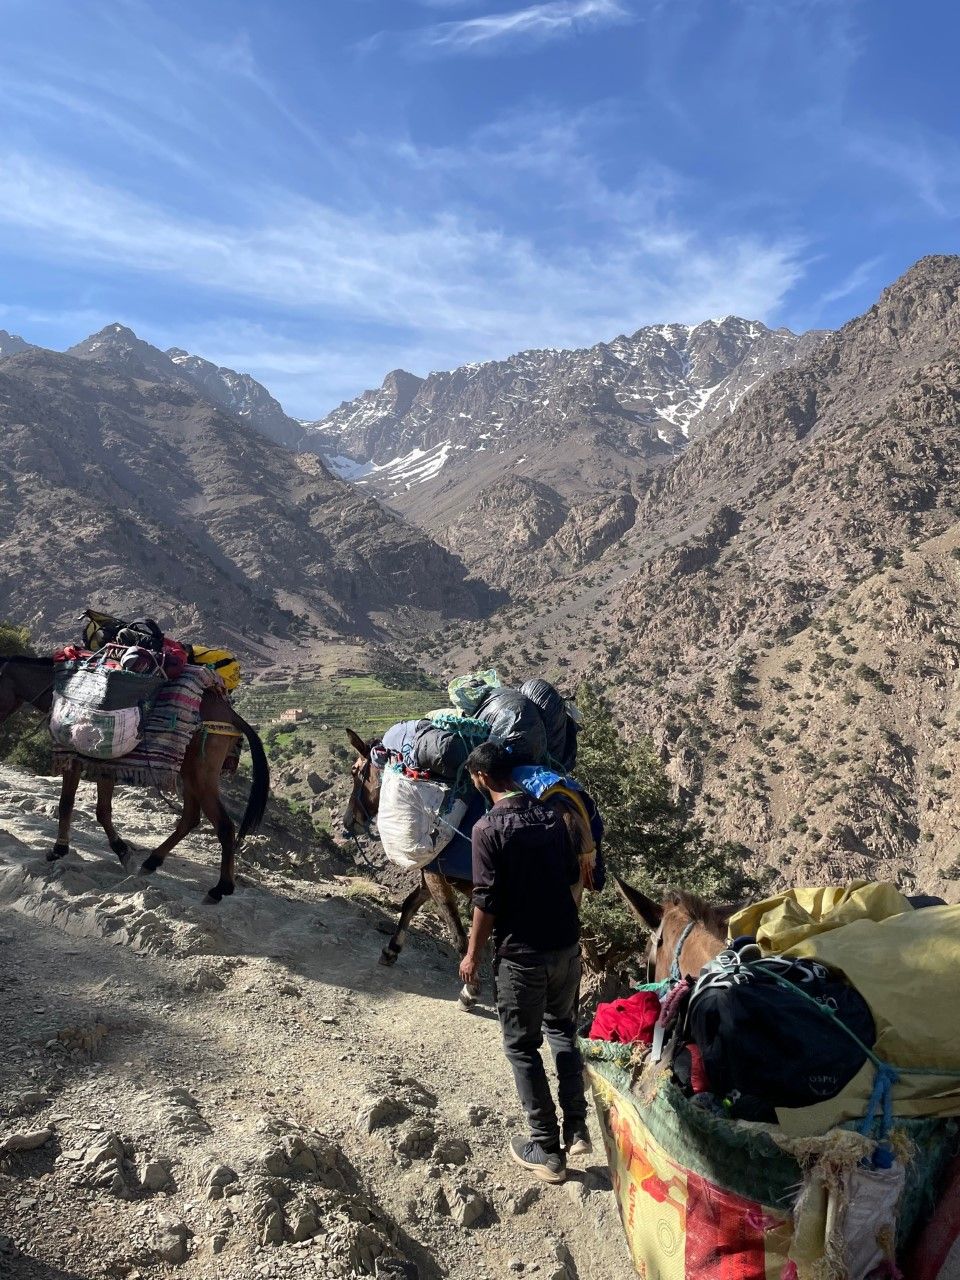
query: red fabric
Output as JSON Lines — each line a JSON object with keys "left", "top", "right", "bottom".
{"left": 162, "top": 638, "right": 189, "bottom": 679}
{"left": 589, "top": 991, "right": 661, "bottom": 1044}
{"left": 53, "top": 646, "right": 87, "bottom": 662}
{"left": 905, "top": 1153, "right": 960, "bottom": 1279}
{"left": 684, "top": 1171, "right": 773, "bottom": 1279}
{"left": 688, "top": 1043, "right": 710, "bottom": 1093}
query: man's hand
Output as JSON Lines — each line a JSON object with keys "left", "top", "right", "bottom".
{"left": 459, "top": 952, "right": 479, "bottom": 985}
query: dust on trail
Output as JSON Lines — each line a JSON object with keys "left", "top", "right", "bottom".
{"left": 0, "top": 766, "right": 634, "bottom": 1280}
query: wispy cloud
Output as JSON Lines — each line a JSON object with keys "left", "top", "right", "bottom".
{"left": 846, "top": 128, "right": 960, "bottom": 218}
{"left": 376, "top": 0, "right": 635, "bottom": 57}
{"left": 815, "top": 254, "right": 883, "bottom": 309}
{"left": 0, "top": 147, "right": 804, "bottom": 413}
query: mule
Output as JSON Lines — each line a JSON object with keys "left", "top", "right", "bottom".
{"left": 614, "top": 878, "right": 949, "bottom": 983}
{"left": 341, "top": 730, "right": 478, "bottom": 1006}
{"left": 614, "top": 878, "right": 732, "bottom": 983}
{"left": 341, "top": 728, "right": 591, "bottom": 1008}
{"left": 0, "top": 655, "right": 269, "bottom": 903}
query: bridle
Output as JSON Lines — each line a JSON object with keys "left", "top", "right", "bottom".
{"left": 346, "top": 756, "right": 373, "bottom": 826}
{"left": 646, "top": 915, "right": 698, "bottom": 985}
{"left": 345, "top": 755, "right": 379, "bottom": 870}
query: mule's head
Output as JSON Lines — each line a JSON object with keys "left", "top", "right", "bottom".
{"left": 340, "top": 728, "right": 383, "bottom": 837}
{"left": 614, "top": 877, "right": 731, "bottom": 983}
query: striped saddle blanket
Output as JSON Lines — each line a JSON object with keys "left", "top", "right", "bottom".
{"left": 51, "top": 664, "right": 222, "bottom": 789}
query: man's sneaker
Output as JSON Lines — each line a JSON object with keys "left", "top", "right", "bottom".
{"left": 509, "top": 1136, "right": 566, "bottom": 1183}
{"left": 563, "top": 1122, "right": 593, "bottom": 1158}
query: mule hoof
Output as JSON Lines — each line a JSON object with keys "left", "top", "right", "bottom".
{"left": 379, "top": 948, "right": 399, "bottom": 967}
{"left": 458, "top": 982, "right": 480, "bottom": 1011}
{"left": 114, "top": 844, "right": 132, "bottom": 868}
{"left": 140, "top": 855, "right": 161, "bottom": 876}
{"left": 203, "top": 891, "right": 222, "bottom": 905}
{"left": 47, "top": 843, "right": 69, "bottom": 863}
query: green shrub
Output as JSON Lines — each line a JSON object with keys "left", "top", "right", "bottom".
{"left": 574, "top": 683, "right": 762, "bottom": 970}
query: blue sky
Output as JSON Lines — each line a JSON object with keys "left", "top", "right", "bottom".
{"left": 0, "top": 0, "right": 957, "bottom": 417}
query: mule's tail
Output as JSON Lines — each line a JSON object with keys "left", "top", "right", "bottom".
{"left": 233, "top": 713, "right": 270, "bottom": 841}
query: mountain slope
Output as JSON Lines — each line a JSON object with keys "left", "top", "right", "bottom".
{"left": 311, "top": 317, "right": 825, "bottom": 586}
{"left": 67, "top": 324, "right": 316, "bottom": 453}
{"left": 437, "top": 255, "right": 960, "bottom": 895}
{"left": 167, "top": 346, "right": 313, "bottom": 451}
{"left": 0, "top": 343, "right": 490, "bottom": 650}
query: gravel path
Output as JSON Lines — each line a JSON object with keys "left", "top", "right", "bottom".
{"left": 0, "top": 766, "right": 634, "bottom": 1280}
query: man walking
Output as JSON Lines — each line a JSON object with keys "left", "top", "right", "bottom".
{"left": 458, "top": 741, "right": 591, "bottom": 1184}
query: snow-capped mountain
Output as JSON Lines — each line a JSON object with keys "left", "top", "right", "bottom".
{"left": 308, "top": 318, "right": 827, "bottom": 529}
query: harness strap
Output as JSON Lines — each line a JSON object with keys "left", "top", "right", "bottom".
{"left": 670, "top": 920, "right": 698, "bottom": 983}
{"left": 198, "top": 721, "right": 242, "bottom": 760}
{"left": 200, "top": 720, "right": 243, "bottom": 738}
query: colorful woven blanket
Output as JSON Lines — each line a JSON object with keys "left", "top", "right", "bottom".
{"left": 51, "top": 664, "right": 220, "bottom": 788}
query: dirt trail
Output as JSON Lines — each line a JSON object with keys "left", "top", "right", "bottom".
{"left": 0, "top": 766, "right": 634, "bottom": 1280}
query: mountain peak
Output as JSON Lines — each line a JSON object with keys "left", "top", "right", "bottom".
{"left": 0, "top": 330, "right": 34, "bottom": 358}
{"left": 849, "top": 254, "right": 960, "bottom": 355}
{"left": 66, "top": 324, "right": 183, "bottom": 386}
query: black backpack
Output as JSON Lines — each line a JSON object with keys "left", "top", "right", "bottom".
{"left": 115, "top": 617, "right": 165, "bottom": 653}
{"left": 684, "top": 955, "right": 875, "bottom": 1117}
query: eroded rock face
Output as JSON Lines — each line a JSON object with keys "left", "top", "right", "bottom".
{"left": 550, "top": 492, "right": 639, "bottom": 569}
{"left": 311, "top": 317, "right": 824, "bottom": 576}
{"left": 0, "top": 331, "right": 492, "bottom": 645}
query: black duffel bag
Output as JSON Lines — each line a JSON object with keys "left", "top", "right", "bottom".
{"left": 410, "top": 722, "right": 472, "bottom": 781}
{"left": 476, "top": 688, "right": 547, "bottom": 765}
{"left": 684, "top": 955, "right": 875, "bottom": 1118}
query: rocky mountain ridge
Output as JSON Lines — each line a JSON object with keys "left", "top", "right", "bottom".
{"left": 309, "top": 317, "right": 825, "bottom": 587}
{"left": 0, "top": 337, "right": 490, "bottom": 650}
{"left": 435, "top": 255, "right": 960, "bottom": 898}
{"left": 65, "top": 325, "right": 314, "bottom": 453}
{"left": 0, "top": 330, "right": 33, "bottom": 358}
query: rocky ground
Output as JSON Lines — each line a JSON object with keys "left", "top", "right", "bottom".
{"left": 0, "top": 766, "right": 633, "bottom": 1280}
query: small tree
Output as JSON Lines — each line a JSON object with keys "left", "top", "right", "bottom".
{"left": 0, "top": 621, "right": 52, "bottom": 773}
{"left": 573, "top": 683, "right": 761, "bottom": 970}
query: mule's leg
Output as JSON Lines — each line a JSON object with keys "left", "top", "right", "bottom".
{"left": 48, "top": 765, "right": 80, "bottom": 861}
{"left": 424, "top": 872, "right": 480, "bottom": 1009}
{"left": 380, "top": 877, "right": 431, "bottom": 966}
{"left": 140, "top": 784, "right": 201, "bottom": 876}
{"left": 95, "top": 779, "right": 131, "bottom": 866}
{"left": 197, "top": 783, "right": 236, "bottom": 904}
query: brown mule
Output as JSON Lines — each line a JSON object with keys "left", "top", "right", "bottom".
{"left": 0, "top": 656, "right": 269, "bottom": 903}
{"left": 341, "top": 729, "right": 478, "bottom": 1007}
{"left": 613, "top": 878, "right": 737, "bottom": 983}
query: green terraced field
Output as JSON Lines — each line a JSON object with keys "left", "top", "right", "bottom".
{"left": 235, "top": 673, "right": 443, "bottom": 745}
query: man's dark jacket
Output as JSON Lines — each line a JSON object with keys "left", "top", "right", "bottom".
{"left": 471, "top": 793, "right": 580, "bottom": 962}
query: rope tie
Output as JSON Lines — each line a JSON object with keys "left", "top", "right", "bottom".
{"left": 670, "top": 920, "right": 698, "bottom": 982}
{"left": 753, "top": 960, "right": 960, "bottom": 1149}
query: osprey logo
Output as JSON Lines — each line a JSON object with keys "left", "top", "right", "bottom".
{"left": 808, "top": 1074, "right": 840, "bottom": 1097}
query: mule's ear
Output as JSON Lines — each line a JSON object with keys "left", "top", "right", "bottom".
{"left": 345, "top": 729, "right": 369, "bottom": 758}
{"left": 614, "top": 876, "right": 663, "bottom": 931}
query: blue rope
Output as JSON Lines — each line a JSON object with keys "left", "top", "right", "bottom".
{"left": 752, "top": 960, "right": 960, "bottom": 1148}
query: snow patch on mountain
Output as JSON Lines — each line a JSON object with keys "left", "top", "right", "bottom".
{"left": 309, "top": 316, "right": 826, "bottom": 496}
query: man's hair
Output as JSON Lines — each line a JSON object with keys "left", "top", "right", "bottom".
{"left": 466, "top": 740, "right": 514, "bottom": 782}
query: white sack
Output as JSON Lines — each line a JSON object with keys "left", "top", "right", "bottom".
{"left": 378, "top": 767, "right": 465, "bottom": 871}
